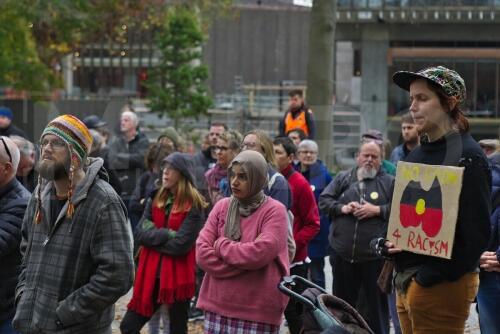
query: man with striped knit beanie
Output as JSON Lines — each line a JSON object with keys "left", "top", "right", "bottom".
{"left": 13, "top": 115, "right": 135, "bottom": 334}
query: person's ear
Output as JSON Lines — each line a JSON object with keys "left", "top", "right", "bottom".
{"left": 3, "top": 162, "right": 13, "bottom": 172}
{"left": 448, "top": 96, "right": 458, "bottom": 111}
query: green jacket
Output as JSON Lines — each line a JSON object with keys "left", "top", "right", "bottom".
{"left": 382, "top": 159, "right": 396, "bottom": 176}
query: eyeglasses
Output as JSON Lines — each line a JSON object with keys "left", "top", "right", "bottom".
{"left": 40, "top": 138, "right": 67, "bottom": 150}
{"left": 298, "top": 150, "right": 317, "bottom": 155}
{"left": 0, "top": 137, "right": 12, "bottom": 163}
{"left": 214, "top": 145, "right": 229, "bottom": 152}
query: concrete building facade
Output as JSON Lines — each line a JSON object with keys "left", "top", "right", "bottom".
{"left": 205, "top": 1, "right": 500, "bottom": 144}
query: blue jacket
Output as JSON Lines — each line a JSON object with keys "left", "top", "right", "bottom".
{"left": 488, "top": 157, "right": 500, "bottom": 261}
{"left": 0, "top": 178, "right": 30, "bottom": 323}
{"left": 295, "top": 161, "right": 332, "bottom": 258}
{"left": 390, "top": 144, "right": 407, "bottom": 164}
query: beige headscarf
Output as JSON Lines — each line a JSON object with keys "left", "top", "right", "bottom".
{"left": 224, "top": 150, "right": 269, "bottom": 241}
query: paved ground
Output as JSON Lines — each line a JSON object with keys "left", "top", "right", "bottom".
{"left": 112, "top": 257, "right": 480, "bottom": 333}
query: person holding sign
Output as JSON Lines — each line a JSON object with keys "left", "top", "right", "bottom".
{"left": 319, "top": 141, "right": 394, "bottom": 334}
{"left": 380, "top": 66, "right": 491, "bottom": 334}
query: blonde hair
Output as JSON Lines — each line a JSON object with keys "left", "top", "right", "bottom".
{"left": 219, "top": 130, "right": 243, "bottom": 150}
{"left": 244, "top": 130, "right": 276, "bottom": 168}
{"left": 154, "top": 174, "right": 208, "bottom": 212}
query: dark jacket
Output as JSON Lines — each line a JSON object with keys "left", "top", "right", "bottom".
{"left": 13, "top": 158, "right": 134, "bottom": 334}
{"left": 0, "top": 178, "right": 30, "bottom": 323}
{"left": 16, "top": 168, "right": 37, "bottom": 193}
{"left": 296, "top": 160, "right": 333, "bottom": 258}
{"left": 390, "top": 144, "right": 411, "bottom": 164}
{"left": 395, "top": 132, "right": 491, "bottom": 287}
{"left": 486, "top": 156, "right": 500, "bottom": 258}
{"left": 0, "top": 123, "right": 27, "bottom": 139}
{"left": 319, "top": 167, "right": 394, "bottom": 263}
{"left": 267, "top": 167, "right": 292, "bottom": 210}
{"left": 193, "top": 149, "right": 216, "bottom": 202}
{"left": 89, "top": 146, "right": 123, "bottom": 195}
{"left": 134, "top": 191, "right": 205, "bottom": 256}
{"left": 129, "top": 171, "right": 158, "bottom": 229}
{"left": 107, "top": 132, "right": 150, "bottom": 197}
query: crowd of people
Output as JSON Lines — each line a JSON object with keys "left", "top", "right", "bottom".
{"left": 0, "top": 65, "right": 499, "bottom": 334}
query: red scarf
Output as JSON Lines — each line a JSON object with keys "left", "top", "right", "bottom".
{"left": 128, "top": 201, "right": 196, "bottom": 317}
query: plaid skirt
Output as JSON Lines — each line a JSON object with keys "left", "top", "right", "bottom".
{"left": 204, "top": 311, "right": 280, "bottom": 334}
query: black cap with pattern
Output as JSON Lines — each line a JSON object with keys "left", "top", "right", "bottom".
{"left": 393, "top": 66, "right": 466, "bottom": 102}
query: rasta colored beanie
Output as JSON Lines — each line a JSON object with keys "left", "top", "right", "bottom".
{"left": 41, "top": 114, "right": 93, "bottom": 168}
{"left": 35, "top": 115, "right": 93, "bottom": 223}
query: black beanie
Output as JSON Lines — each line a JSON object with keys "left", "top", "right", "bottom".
{"left": 162, "top": 152, "right": 195, "bottom": 186}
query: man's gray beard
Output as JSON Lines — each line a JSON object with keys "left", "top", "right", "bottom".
{"left": 357, "top": 166, "right": 378, "bottom": 181}
{"left": 37, "top": 159, "right": 69, "bottom": 181}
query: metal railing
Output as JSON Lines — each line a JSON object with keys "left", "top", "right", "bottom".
{"left": 338, "top": 0, "right": 500, "bottom": 9}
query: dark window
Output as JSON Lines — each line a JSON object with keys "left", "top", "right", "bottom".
{"left": 353, "top": 49, "right": 362, "bottom": 77}
{"left": 476, "top": 62, "right": 496, "bottom": 115}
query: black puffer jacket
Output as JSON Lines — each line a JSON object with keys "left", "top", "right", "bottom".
{"left": 319, "top": 167, "right": 394, "bottom": 262}
{"left": 0, "top": 178, "right": 30, "bottom": 323}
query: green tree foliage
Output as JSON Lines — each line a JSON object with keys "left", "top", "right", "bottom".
{"left": 0, "top": 1, "right": 53, "bottom": 91}
{"left": 0, "top": 0, "right": 232, "bottom": 94}
{"left": 0, "top": 0, "right": 161, "bottom": 93}
{"left": 147, "top": 7, "right": 213, "bottom": 127}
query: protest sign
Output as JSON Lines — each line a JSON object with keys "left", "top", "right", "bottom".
{"left": 387, "top": 161, "right": 464, "bottom": 259}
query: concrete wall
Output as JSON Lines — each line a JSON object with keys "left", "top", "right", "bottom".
{"left": 204, "top": 6, "right": 311, "bottom": 94}
{"left": 360, "top": 26, "right": 389, "bottom": 135}
{"left": 335, "top": 42, "right": 356, "bottom": 105}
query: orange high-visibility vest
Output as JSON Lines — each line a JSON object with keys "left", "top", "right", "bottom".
{"left": 284, "top": 110, "right": 309, "bottom": 136}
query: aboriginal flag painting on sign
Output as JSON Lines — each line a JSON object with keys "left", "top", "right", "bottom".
{"left": 400, "top": 177, "right": 443, "bottom": 238}
{"left": 387, "top": 161, "right": 464, "bottom": 259}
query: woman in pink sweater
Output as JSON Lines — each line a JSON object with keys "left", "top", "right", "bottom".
{"left": 196, "top": 150, "right": 290, "bottom": 333}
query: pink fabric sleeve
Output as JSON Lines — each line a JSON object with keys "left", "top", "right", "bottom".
{"left": 214, "top": 203, "right": 288, "bottom": 270}
{"left": 196, "top": 200, "right": 245, "bottom": 278}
